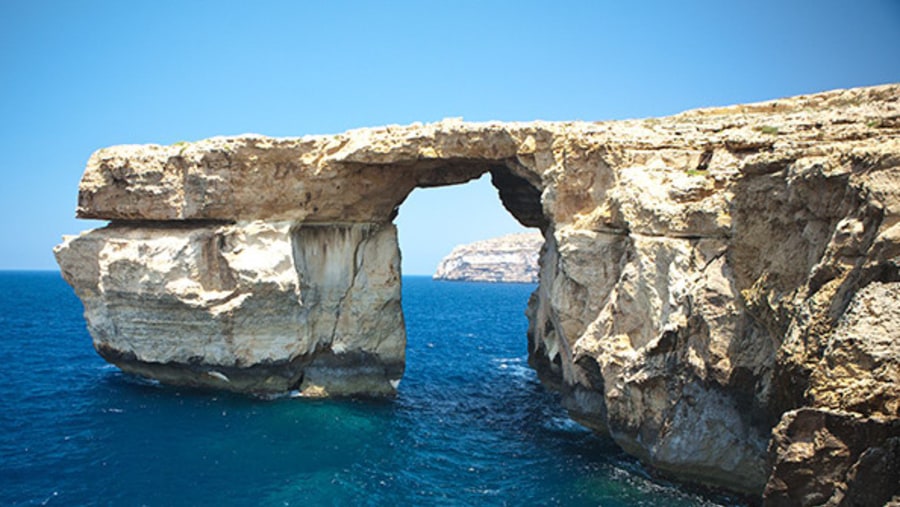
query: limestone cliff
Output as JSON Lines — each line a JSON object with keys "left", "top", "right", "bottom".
{"left": 56, "top": 84, "right": 900, "bottom": 501}
{"left": 433, "top": 232, "right": 542, "bottom": 283}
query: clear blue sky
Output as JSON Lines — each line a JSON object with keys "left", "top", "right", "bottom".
{"left": 2, "top": 1, "right": 898, "bottom": 273}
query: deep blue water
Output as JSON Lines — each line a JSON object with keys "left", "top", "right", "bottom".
{"left": 0, "top": 272, "right": 740, "bottom": 506}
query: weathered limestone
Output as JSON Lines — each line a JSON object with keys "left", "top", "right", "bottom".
{"left": 56, "top": 221, "right": 404, "bottom": 396}
{"left": 765, "top": 408, "right": 900, "bottom": 506}
{"left": 433, "top": 232, "right": 542, "bottom": 283}
{"left": 56, "top": 84, "right": 900, "bottom": 500}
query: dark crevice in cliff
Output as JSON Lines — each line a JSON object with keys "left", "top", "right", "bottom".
{"left": 489, "top": 165, "right": 548, "bottom": 230}
{"left": 861, "top": 261, "right": 900, "bottom": 286}
{"left": 199, "top": 230, "right": 237, "bottom": 292}
{"left": 106, "top": 219, "right": 236, "bottom": 229}
{"left": 628, "top": 230, "right": 732, "bottom": 241}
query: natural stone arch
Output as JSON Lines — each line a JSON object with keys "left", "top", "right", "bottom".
{"left": 59, "top": 123, "right": 555, "bottom": 398}
{"left": 55, "top": 85, "right": 900, "bottom": 498}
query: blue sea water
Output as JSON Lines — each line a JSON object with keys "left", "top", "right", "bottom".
{"left": 0, "top": 272, "right": 743, "bottom": 506}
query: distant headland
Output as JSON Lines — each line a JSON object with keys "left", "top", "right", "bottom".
{"left": 433, "top": 232, "right": 542, "bottom": 283}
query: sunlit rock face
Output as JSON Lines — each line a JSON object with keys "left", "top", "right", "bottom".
{"left": 56, "top": 221, "right": 404, "bottom": 396}
{"left": 433, "top": 232, "right": 542, "bottom": 283}
{"left": 56, "top": 85, "right": 900, "bottom": 499}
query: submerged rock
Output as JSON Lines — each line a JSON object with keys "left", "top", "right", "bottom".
{"left": 56, "top": 84, "right": 900, "bottom": 499}
{"left": 433, "top": 232, "right": 542, "bottom": 283}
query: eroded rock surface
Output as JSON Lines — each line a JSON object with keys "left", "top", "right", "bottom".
{"left": 56, "top": 221, "right": 404, "bottom": 396}
{"left": 764, "top": 408, "right": 900, "bottom": 506}
{"left": 433, "top": 232, "right": 542, "bottom": 283}
{"left": 56, "top": 84, "right": 900, "bottom": 499}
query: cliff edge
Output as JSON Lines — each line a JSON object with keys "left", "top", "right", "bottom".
{"left": 433, "top": 232, "right": 542, "bottom": 283}
{"left": 56, "top": 84, "right": 900, "bottom": 502}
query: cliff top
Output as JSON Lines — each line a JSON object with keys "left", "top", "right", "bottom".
{"left": 443, "top": 232, "right": 543, "bottom": 255}
{"left": 433, "top": 232, "right": 543, "bottom": 283}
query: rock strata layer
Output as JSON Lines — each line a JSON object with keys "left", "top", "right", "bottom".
{"left": 56, "top": 84, "right": 900, "bottom": 501}
{"left": 433, "top": 232, "right": 542, "bottom": 283}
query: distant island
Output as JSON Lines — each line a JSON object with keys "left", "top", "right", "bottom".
{"left": 433, "top": 232, "right": 543, "bottom": 283}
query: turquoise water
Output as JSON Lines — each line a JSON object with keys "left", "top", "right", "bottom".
{"left": 0, "top": 272, "right": 741, "bottom": 506}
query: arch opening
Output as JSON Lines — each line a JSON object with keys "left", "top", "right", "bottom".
{"left": 392, "top": 168, "right": 547, "bottom": 400}
{"left": 394, "top": 171, "right": 542, "bottom": 277}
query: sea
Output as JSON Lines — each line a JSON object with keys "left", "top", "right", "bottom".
{"left": 0, "top": 272, "right": 744, "bottom": 506}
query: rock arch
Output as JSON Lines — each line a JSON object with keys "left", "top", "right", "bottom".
{"left": 56, "top": 85, "right": 900, "bottom": 498}
{"left": 58, "top": 122, "right": 553, "bottom": 397}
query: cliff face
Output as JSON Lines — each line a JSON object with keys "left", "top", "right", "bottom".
{"left": 56, "top": 84, "right": 900, "bottom": 500}
{"left": 433, "top": 232, "right": 542, "bottom": 283}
